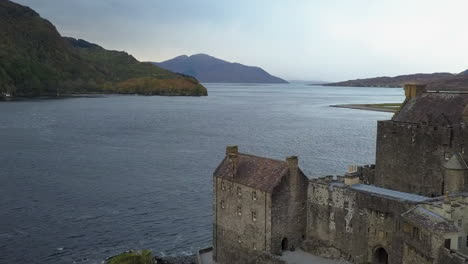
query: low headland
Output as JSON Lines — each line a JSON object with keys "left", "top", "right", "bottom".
{"left": 330, "top": 103, "right": 401, "bottom": 113}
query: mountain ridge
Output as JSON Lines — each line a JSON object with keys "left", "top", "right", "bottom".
{"left": 154, "top": 54, "right": 288, "bottom": 84}
{"left": 325, "top": 71, "right": 468, "bottom": 90}
{"left": 0, "top": 0, "right": 207, "bottom": 97}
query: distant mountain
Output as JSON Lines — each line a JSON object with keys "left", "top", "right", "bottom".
{"left": 325, "top": 71, "right": 468, "bottom": 91}
{"left": 154, "top": 54, "right": 288, "bottom": 84}
{"left": 426, "top": 73, "right": 468, "bottom": 91}
{"left": 0, "top": 0, "right": 207, "bottom": 97}
{"left": 324, "top": 73, "right": 454, "bottom": 88}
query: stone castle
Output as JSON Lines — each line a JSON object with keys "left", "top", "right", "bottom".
{"left": 211, "top": 84, "right": 468, "bottom": 264}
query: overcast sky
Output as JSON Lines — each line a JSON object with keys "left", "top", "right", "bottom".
{"left": 14, "top": 0, "right": 468, "bottom": 81}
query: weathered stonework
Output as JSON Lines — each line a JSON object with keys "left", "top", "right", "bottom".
{"left": 212, "top": 86, "right": 468, "bottom": 264}
{"left": 213, "top": 149, "right": 307, "bottom": 263}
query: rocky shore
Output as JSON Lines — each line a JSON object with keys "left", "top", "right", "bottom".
{"left": 155, "top": 255, "right": 196, "bottom": 264}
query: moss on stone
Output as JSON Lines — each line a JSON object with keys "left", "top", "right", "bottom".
{"left": 106, "top": 250, "right": 154, "bottom": 264}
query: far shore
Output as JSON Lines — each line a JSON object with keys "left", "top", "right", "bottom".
{"left": 330, "top": 103, "right": 401, "bottom": 113}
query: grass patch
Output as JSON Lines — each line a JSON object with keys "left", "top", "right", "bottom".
{"left": 364, "top": 103, "right": 402, "bottom": 109}
{"left": 106, "top": 250, "right": 154, "bottom": 264}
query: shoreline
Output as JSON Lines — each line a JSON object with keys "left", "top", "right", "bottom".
{"left": 330, "top": 104, "right": 398, "bottom": 113}
{"left": 0, "top": 92, "right": 207, "bottom": 101}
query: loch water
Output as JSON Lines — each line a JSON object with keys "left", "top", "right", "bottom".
{"left": 0, "top": 83, "right": 404, "bottom": 263}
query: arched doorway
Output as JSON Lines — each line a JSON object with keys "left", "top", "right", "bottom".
{"left": 281, "top": 238, "right": 288, "bottom": 251}
{"left": 373, "top": 247, "right": 388, "bottom": 264}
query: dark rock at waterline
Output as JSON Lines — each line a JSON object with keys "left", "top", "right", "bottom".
{"left": 155, "top": 255, "right": 196, "bottom": 264}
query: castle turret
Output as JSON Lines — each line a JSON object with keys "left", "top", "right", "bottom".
{"left": 443, "top": 153, "right": 468, "bottom": 194}
{"left": 404, "top": 84, "right": 426, "bottom": 99}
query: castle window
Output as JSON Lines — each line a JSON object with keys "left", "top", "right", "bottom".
{"left": 412, "top": 227, "right": 420, "bottom": 240}
{"left": 221, "top": 181, "right": 226, "bottom": 191}
{"left": 237, "top": 206, "right": 242, "bottom": 216}
{"left": 344, "top": 201, "right": 349, "bottom": 209}
{"left": 445, "top": 239, "right": 451, "bottom": 249}
{"left": 252, "top": 191, "right": 257, "bottom": 200}
{"left": 466, "top": 236, "right": 468, "bottom": 247}
{"left": 445, "top": 152, "right": 451, "bottom": 160}
{"left": 459, "top": 237, "right": 463, "bottom": 249}
{"left": 252, "top": 211, "right": 257, "bottom": 221}
{"left": 458, "top": 219, "right": 463, "bottom": 227}
{"left": 379, "top": 212, "right": 386, "bottom": 219}
{"left": 237, "top": 187, "right": 242, "bottom": 196}
{"left": 403, "top": 222, "right": 411, "bottom": 233}
{"left": 221, "top": 200, "right": 225, "bottom": 209}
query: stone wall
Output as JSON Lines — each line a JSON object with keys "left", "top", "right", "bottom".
{"left": 306, "top": 179, "right": 415, "bottom": 264}
{"left": 438, "top": 248, "right": 468, "bottom": 264}
{"left": 270, "top": 170, "right": 308, "bottom": 255}
{"left": 400, "top": 220, "right": 441, "bottom": 263}
{"left": 403, "top": 244, "right": 433, "bottom": 264}
{"left": 213, "top": 177, "right": 272, "bottom": 263}
{"left": 306, "top": 180, "right": 364, "bottom": 262}
{"left": 357, "top": 165, "right": 375, "bottom": 185}
{"left": 374, "top": 121, "right": 467, "bottom": 197}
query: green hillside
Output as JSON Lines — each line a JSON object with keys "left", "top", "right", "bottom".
{"left": 0, "top": 0, "right": 207, "bottom": 97}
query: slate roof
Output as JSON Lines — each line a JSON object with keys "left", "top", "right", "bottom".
{"left": 444, "top": 152, "right": 468, "bottom": 170}
{"left": 402, "top": 206, "right": 459, "bottom": 233}
{"left": 393, "top": 92, "right": 468, "bottom": 125}
{"left": 214, "top": 153, "right": 289, "bottom": 192}
{"left": 350, "top": 184, "right": 430, "bottom": 203}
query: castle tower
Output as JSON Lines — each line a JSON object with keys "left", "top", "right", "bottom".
{"left": 443, "top": 153, "right": 468, "bottom": 194}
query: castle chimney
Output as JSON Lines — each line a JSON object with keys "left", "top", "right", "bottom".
{"left": 226, "top": 145, "right": 238, "bottom": 178}
{"left": 344, "top": 165, "right": 360, "bottom": 185}
{"left": 286, "top": 156, "right": 299, "bottom": 199}
{"left": 404, "top": 84, "right": 426, "bottom": 99}
{"left": 226, "top": 145, "right": 238, "bottom": 156}
{"left": 286, "top": 156, "right": 299, "bottom": 178}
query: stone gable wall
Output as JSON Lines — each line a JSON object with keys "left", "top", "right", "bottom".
{"left": 213, "top": 177, "right": 272, "bottom": 263}
{"left": 270, "top": 171, "right": 308, "bottom": 255}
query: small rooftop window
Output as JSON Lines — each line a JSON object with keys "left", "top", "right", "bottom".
{"left": 445, "top": 152, "right": 451, "bottom": 161}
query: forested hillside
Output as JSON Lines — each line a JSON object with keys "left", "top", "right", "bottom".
{"left": 0, "top": 0, "right": 207, "bottom": 97}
